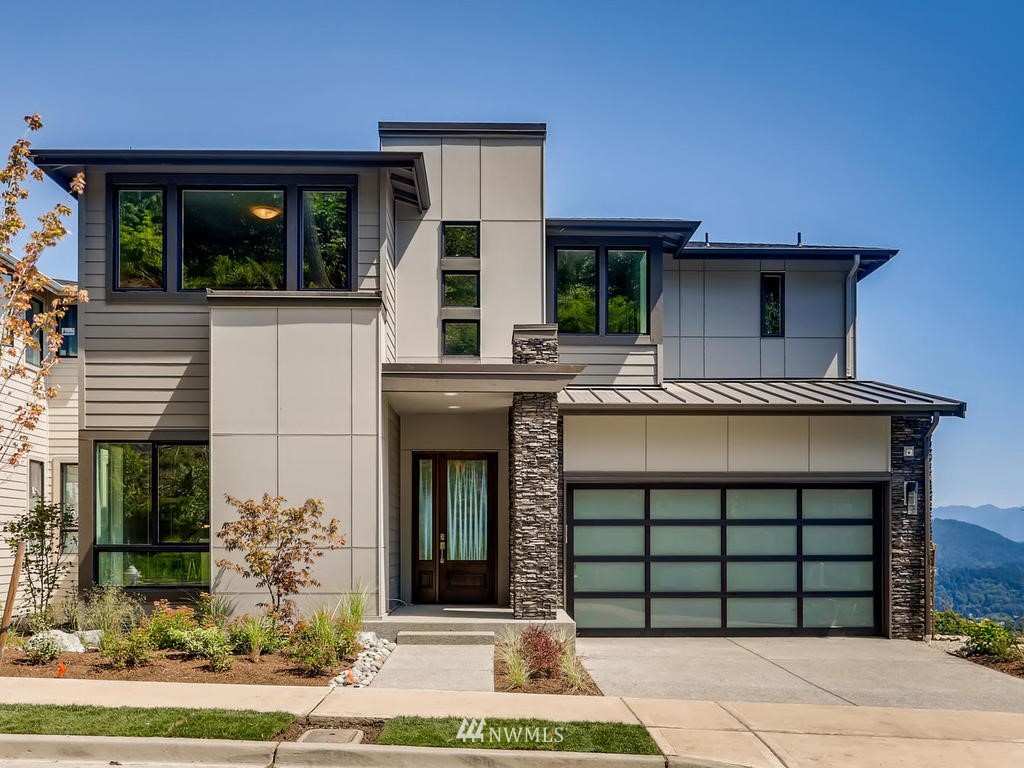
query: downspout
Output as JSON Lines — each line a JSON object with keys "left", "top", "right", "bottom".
{"left": 923, "top": 411, "right": 941, "bottom": 638}
{"left": 845, "top": 254, "right": 861, "bottom": 378}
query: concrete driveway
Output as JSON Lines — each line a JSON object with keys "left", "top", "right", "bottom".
{"left": 576, "top": 637, "right": 1024, "bottom": 712}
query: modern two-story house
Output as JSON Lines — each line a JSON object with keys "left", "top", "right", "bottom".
{"left": 30, "top": 121, "right": 965, "bottom": 639}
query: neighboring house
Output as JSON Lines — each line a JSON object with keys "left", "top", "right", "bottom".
{"left": 29, "top": 121, "right": 965, "bottom": 639}
{"left": 0, "top": 269, "right": 81, "bottom": 606}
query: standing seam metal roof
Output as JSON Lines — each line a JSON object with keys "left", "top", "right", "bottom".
{"left": 558, "top": 379, "right": 966, "bottom": 417}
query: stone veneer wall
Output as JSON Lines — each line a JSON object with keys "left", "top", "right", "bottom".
{"left": 509, "top": 330, "right": 561, "bottom": 620}
{"left": 889, "top": 415, "right": 935, "bottom": 640}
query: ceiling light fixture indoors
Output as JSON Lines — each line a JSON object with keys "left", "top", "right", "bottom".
{"left": 250, "top": 205, "right": 282, "bottom": 220}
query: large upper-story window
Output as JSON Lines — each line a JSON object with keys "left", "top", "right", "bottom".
{"left": 440, "top": 222, "right": 481, "bottom": 356}
{"left": 555, "top": 246, "right": 649, "bottom": 335}
{"left": 111, "top": 175, "right": 355, "bottom": 297}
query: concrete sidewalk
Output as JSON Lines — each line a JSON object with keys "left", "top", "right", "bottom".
{"left": 3, "top": 678, "right": 1024, "bottom": 766}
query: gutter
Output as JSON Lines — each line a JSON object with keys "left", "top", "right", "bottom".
{"left": 845, "top": 254, "right": 860, "bottom": 378}
{"left": 923, "top": 410, "right": 941, "bottom": 638}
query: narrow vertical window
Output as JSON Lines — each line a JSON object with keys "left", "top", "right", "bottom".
{"left": 28, "top": 459, "right": 44, "bottom": 503}
{"left": 443, "top": 320, "right": 480, "bottom": 356}
{"left": 25, "top": 298, "right": 44, "bottom": 366}
{"left": 301, "top": 189, "right": 350, "bottom": 289}
{"left": 555, "top": 249, "right": 598, "bottom": 333}
{"left": 442, "top": 223, "right": 480, "bottom": 258}
{"left": 57, "top": 304, "right": 77, "bottom": 358}
{"left": 607, "top": 249, "right": 648, "bottom": 334}
{"left": 61, "top": 463, "right": 79, "bottom": 554}
{"left": 116, "top": 189, "right": 165, "bottom": 289}
{"left": 761, "top": 273, "right": 785, "bottom": 337}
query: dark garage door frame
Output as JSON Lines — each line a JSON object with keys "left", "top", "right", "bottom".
{"left": 566, "top": 482, "right": 887, "bottom": 637}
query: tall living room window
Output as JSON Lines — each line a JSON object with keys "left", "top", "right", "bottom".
{"left": 95, "top": 442, "right": 210, "bottom": 589}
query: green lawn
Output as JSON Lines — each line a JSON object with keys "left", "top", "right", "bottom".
{"left": 378, "top": 716, "right": 660, "bottom": 754}
{"left": 0, "top": 704, "right": 294, "bottom": 741}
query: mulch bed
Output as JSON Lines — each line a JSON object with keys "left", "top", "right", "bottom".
{"left": 493, "top": 653, "right": 602, "bottom": 696}
{"left": 274, "top": 717, "right": 386, "bottom": 743}
{"left": 964, "top": 654, "right": 1024, "bottom": 681}
{"left": 0, "top": 648, "right": 353, "bottom": 686}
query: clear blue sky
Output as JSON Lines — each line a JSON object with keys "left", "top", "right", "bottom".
{"left": 3, "top": 1, "right": 1021, "bottom": 506}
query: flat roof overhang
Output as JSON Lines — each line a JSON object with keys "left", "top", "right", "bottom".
{"left": 680, "top": 243, "right": 899, "bottom": 280}
{"left": 383, "top": 363, "right": 585, "bottom": 394}
{"left": 29, "top": 149, "right": 431, "bottom": 212}
{"left": 547, "top": 218, "right": 701, "bottom": 255}
{"left": 559, "top": 379, "right": 966, "bottom": 418}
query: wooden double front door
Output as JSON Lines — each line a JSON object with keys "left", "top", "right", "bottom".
{"left": 413, "top": 452, "right": 497, "bottom": 604}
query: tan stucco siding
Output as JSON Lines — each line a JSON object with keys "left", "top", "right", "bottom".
{"left": 563, "top": 414, "right": 891, "bottom": 474}
{"left": 208, "top": 305, "right": 382, "bottom": 617}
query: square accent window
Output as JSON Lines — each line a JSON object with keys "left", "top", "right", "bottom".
{"left": 761, "top": 273, "right": 784, "bottom": 337}
{"left": 443, "top": 320, "right": 480, "bottom": 356}
{"left": 442, "top": 272, "right": 480, "bottom": 307}
{"left": 301, "top": 189, "right": 350, "bottom": 289}
{"left": 182, "top": 189, "right": 286, "bottom": 290}
{"left": 443, "top": 223, "right": 479, "bottom": 259}
{"left": 607, "top": 249, "right": 648, "bottom": 334}
{"left": 556, "top": 249, "right": 598, "bottom": 333}
{"left": 116, "top": 189, "right": 165, "bottom": 289}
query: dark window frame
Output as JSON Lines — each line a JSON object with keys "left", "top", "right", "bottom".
{"left": 442, "top": 319, "right": 481, "bottom": 357}
{"left": 441, "top": 221, "right": 481, "bottom": 260}
{"left": 548, "top": 236, "right": 656, "bottom": 339}
{"left": 760, "top": 272, "right": 785, "bottom": 337}
{"left": 566, "top": 482, "right": 884, "bottom": 637}
{"left": 93, "top": 440, "right": 210, "bottom": 590}
{"left": 106, "top": 174, "right": 358, "bottom": 301}
{"left": 554, "top": 247, "right": 599, "bottom": 334}
{"left": 60, "top": 462, "right": 79, "bottom": 553}
{"left": 441, "top": 270, "right": 481, "bottom": 308}
{"left": 113, "top": 186, "right": 168, "bottom": 292}
{"left": 56, "top": 303, "right": 78, "bottom": 358}
{"left": 28, "top": 458, "right": 45, "bottom": 504}
{"left": 298, "top": 186, "right": 355, "bottom": 291}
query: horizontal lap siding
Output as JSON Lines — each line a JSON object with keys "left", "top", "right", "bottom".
{"left": 79, "top": 169, "right": 382, "bottom": 432}
{"left": 381, "top": 174, "right": 398, "bottom": 363}
{"left": 560, "top": 344, "right": 658, "bottom": 385}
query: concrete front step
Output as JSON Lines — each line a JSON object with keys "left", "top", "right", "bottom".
{"left": 397, "top": 630, "right": 495, "bottom": 645}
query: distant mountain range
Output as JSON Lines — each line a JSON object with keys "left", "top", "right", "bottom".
{"left": 933, "top": 517, "right": 1024, "bottom": 623}
{"left": 934, "top": 505, "right": 1024, "bottom": 542}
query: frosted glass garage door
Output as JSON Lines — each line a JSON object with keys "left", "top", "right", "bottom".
{"left": 569, "top": 486, "right": 878, "bottom": 634}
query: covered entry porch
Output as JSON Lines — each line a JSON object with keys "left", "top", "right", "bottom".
{"left": 381, "top": 325, "right": 582, "bottom": 620}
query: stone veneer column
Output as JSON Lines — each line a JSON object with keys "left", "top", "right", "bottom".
{"left": 509, "top": 325, "right": 561, "bottom": 620}
{"left": 889, "top": 415, "right": 935, "bottom": 640}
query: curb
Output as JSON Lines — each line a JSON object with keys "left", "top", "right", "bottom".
{"left": 274, "top": 741, "right": 666, "bottom": 767}
{"left": 0, "top": 733, "right": 276, "bottom": 765}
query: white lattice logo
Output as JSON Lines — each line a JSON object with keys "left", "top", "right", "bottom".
{"left": 456, "top": 718, "right": 486, "bottom": 742}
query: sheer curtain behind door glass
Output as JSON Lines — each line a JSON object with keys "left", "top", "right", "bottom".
{"left": 446, "top": 460, "right": 487, "bottom": 561}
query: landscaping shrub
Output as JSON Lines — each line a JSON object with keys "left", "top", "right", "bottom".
{"left": 284, "top": 608, "right": 357, "bottom": 675}
{"left": 193, "top": 592, "right": 236, "bottom": 629}
{"left": 934, "top": 609, "right": 973, "bottom": 636}
{"left": 228, "top": 614, "right": 284, "bottom": 661}
{"left": 964, "top": 619, "right": 1019, "bottom": 658}
{"left": 101, "top": 628, "right": 153, "bottom": 669}
{"left": 176, "top": 626, "right": 234, "bottom": 671}
{"left": 215, "top": 494, "right": 346, "bottom": 621}
{"left": 337, "top": 587, "right": 369, "bottom": 627}
{"left": 1, "top": 500, "right": 76, "bottom": 620}
{"left": 23, "top": 634, "right": 61, "bottom": 665}
{"left": 66, "top": 587, "right": 143, "bottom": 638}
{"left": 520, "top": 625, "right": 562, "bottom": 678}
{"left": 143, "top": 600, "right": 199, "bottom": 649}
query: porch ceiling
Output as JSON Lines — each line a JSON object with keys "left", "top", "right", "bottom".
{"left": 386, "top": 391, "right": 511, "bottom": 414}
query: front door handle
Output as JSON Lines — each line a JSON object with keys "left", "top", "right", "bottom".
{"left": 440, "top": 533, "right": 446, "bottom": 564}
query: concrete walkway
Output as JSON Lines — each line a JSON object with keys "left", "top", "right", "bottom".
{"left": 3, "top": 679, "right": 1024, "bottom": 765}
{"left": 578, "top": 636, "right": 1024, "bottom": 712}
{"left": 369, "top": 644, "right": 494, "bottom": 691}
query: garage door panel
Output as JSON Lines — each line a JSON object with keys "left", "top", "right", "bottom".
{"left": 568, "top": 484, "right": 881, "bottom": 635}
{"left": 652, "top": 598, "right": 722, "bottom": 629}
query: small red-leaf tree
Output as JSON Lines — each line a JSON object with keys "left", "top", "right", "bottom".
{"left": 0, "top": 114, "right": 88, "bottom": 478}
{"left": 215, "top": 494, "right": 347, "bottom": 621}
